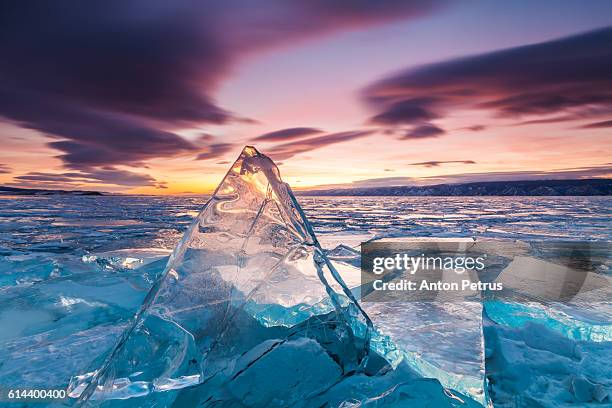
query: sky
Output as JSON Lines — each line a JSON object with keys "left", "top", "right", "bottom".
{"left": 0, "top": 0, "right": 611, "bottom": 194}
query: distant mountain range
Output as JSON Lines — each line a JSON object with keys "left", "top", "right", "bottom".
{"left": 0, "top": 186, "right": 103, "bottom": 196}
{"left": 297, "top": 179, "right": 612, "bottom": 196}
{"left": 2, "top": 179, "right": 611, "bottom": 197}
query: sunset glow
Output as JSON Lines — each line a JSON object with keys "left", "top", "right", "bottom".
{"left": 0, "top": 1, "right": 611, "bottom": 194}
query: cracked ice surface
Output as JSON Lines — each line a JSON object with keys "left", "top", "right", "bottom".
{"left": 326, "top": 250, "right": 488, "bottom": 406}
{"left": 364, "top": 301, "right": 487, "bottom": 405}
{"left": 69, "top": 146, "right": 480, "bottom": 407}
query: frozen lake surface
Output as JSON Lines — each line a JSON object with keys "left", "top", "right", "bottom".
{"left": 0, "top": 195, "right": 610, "bottom": 407}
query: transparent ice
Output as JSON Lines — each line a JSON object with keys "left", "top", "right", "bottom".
{"left": 327, "top": 241, "right": 489, "bottom": 406}
{"left": 69, "top": 146, "right": 479, "bottom": 407}
{"left": 1, "top": 150, "right": 608, "bottom": 407}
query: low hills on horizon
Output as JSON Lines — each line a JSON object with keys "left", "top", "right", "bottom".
{"left": 296, "top": 178, "right": 612, "bottom": 197}
{"left": 1, "top": 179, "right": 611, "bottom": 197}
{"left": 0, "top": 186, "right": 103, "bottom": 196}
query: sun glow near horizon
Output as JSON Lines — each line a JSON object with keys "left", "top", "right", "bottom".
{"left": 1, "top": 3, "right": 611, "bottom": 194}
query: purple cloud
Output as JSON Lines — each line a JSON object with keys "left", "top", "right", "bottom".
{"left": 267, "top": 130, "right": 374, "bottom": 160}
{"left": 0, "top": 87, "right": 201, "bottom": 169}
{"left": 0, "top": 1, "right": 443, "bottom": 180}
{"left": 370, "top": 98, "right": 438, "bottom": 125}
{"left": 363, "top": 27, "right": 612, "bottom": 126}
{"left": 464, "top": 125, "right": 486, "bottom": 132}
{"left": 253, "top": 127, "right": 323, "bottom": 142}
{"left": 0, "top": 164, "right": 11, "bottom": 174}
{"left": 403, "top": 124, "right": 445, "bottom": 139}
{"left": 579, "top": 119, "right": 612, "bottom": 129}
{"left": 410, "top": 160, "right": 476, "bottom": 167}
{"left": 13, "top": 168, "right": 167, "bottom": 189}
{"left": 196, "top": 143, "right": 235, "bottom": 160}
{"left": 368, "top": 98, "right": 439, "bottom": 125}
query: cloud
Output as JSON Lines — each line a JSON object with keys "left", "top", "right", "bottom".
{"left": 0, "top": 164, "right": 11, "bottom": 174}
{"left": 363, "top": 27, "right": 612, "bottom": 126}
{"left": 267, "top": 130, "right": 374, "bottom": 160}
{"left": 252, "top": 127, "right": 323, "bottom": 142}
{"left": 410, "top": 160, "right": 475, "bottom": 167}
{"left": 514, "top": 115, "right": 580, "bottom": 126}
{"left": 464, "top": 125, "right": 486, "bottom": 132}
{"left": 368, "top": 98, "right": 438, "bottom": 125}
{"left": 0, "top": 1, "right": 443, "bottom": 176}
{"left": 12, "top": 168, "right": 167, "bottom": 189}
{"left": 579, "top": 119, "right": 612, "bottom": 129}
{"left": 403, "top": 124, "right": 445, "bottom": 139}
{"left": 1, "top": 90, "right": 198, "bottom": 169}
{"left": 196, "top": 143, "right": 235, "bottom": 160}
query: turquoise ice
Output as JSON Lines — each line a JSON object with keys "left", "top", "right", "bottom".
{"left": 68, "top": 147, "right": 481, "bottom": 407}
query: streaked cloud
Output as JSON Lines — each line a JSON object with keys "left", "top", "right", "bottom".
{"left": 463, "top": 125, "right": 486, "bottom": 132}
{"left": 410, "top": 160, "right": 475, "bottom": 168}
{"left": 1, "top": 94, "right": 198, "bottom": 169}
{"left": 403, "top": 124, "right": 445, "bottom": 139}
{"left": 0, "top": 1, "right": 442, "bottom": 177}
{"left": 196, "top": 143, "right": 235, "bottom": 160}
{"left": 253, "top": 127, "right": 323, "bottom": 142}
{"left": 12, "top": 168, "right": 167, "bottom": 189}
{"left": 0, "top": 164, "right": 11, "bottom": 174}
{"left": 267, "top": 130, "right": 374, "bottom": 160}
{"left": 368, "top": 98, "right": 438, "bottom": 125}
{"left": 363, "top": 27, "right": 612, "bottom": 127}
{"left": 1, "top": 3, "right": 609, "bottom": 193}
{"left": 579, "top": 119, "right": 612, "bottom": 129}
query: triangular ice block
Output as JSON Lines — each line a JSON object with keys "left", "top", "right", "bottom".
{"left": 71, "top": 146, "right": 373, "bottom": 406}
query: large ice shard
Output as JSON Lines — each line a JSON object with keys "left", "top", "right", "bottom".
{"left": 70, "top": 146, "right": 374, "bottom": 406}
{"left": 69, "top": 146, "right": 484, "bottom": 408}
